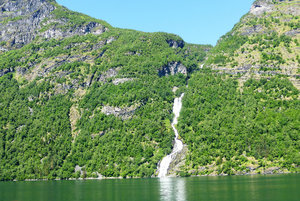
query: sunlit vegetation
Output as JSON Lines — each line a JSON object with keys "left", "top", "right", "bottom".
{"left": 178, "top": 70, "right": 300, "bottom": 175}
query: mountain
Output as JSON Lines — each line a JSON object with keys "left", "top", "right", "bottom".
{"left": 0, "top": 0, "right": 211, "bottom": 180}
{"left": 0, "top": 0, "right": 299, "bottom": 181}
{"left": 206, "top": 0, "right": 299, "bottom": 89}
{"left": 178, "top": 0, "right": 299, "bottom": 176}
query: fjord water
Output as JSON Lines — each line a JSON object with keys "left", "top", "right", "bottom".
{"left": 1, "top": 175, "right": 299, "bottom": 201}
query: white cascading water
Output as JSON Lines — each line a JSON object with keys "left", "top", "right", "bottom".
{"left": 158, "top": 93, "right": 184, "bottom": 178}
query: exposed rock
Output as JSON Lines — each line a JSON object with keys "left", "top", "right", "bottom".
{"left": 112, "top": 78, "right": 134, "bottom": 85}
{"left": 281, "top": 1, "right": 300, "bottom": 15}
{"left": 55, "top": 71, "right": 72, "bottom": 79}
{"left": 0, "top": 0, "right": 108, "bottom": 49}
{"left": 107, "top": 36, "right": 116, "bottom": 44}
{"left": 28, "top": 107, "right": 34, "bottom": 115}
{"left": 241, "top": 25, "right": 264, "bottom": 35}
{"left": 284, "top": 28, "right": 300, "bottom": 36}
{"left": 0, "top": 0, "right": 55, "bottom": 48}
{"left": 250, "top": 0, "right": 274, "bottom": 16}
{"left": 263, "top": 167, "right": 280, "bottom": 174}
{"left": 54, "top": 83, "right": 72, "bottom": 95}
{"left": 97, "top": 68, "right": 119, "bottom": 82}
{"left": 91, "top": 131, "right": 105, "bottom": 139}
{"left": 16, "top": 125, "right": 25, "bottom": 133}
{"left": 92, "top": 41, "right": 106, "bottom": 51}
{"left": 41, "top": 21, "right": 107, "bottom": 40}
{"left": 172, "top": 86, "right": 179, "bottom": 93}
{"left": 158, "top": 62, "right": 187, "bottom": 77}
{"left": 0, "top": 68, "right": 13, "bottom": 77}
{"left": 75, "top": 165, "right": 86, "bottom": 176}
{"left": 16, "top": 67, "right": 28, "bottom": 76}
{"left": 101, "top": 105, "right": 137, "bottom": 120}
{"left": 0, "top": 46, "right": 8, "bottom": 52}
{"left": 167, "top": 39, "right": 185, "bottom": 48}
{"left": 167, "top": 145, "right": 189, "bottom": 176}
{"left": 28, "top": 96, "right": 34, "bottom": 102}
{"left": 125, "top": 51, "right": 141, "bottom": 56}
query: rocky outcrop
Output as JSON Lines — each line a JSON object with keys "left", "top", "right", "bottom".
{"left": 250, "top": 0, "right": 299, "bottom": 16}
{"left": 281, "top": 1, "right": 300, "bottom": 15}
{"left": 112, "top": 78, "right": 134, "bottom": 85}
{"left": 41, "top": 21, "right": 107, "bottom": 40}
{"left": 97, "top": 68, "right": 119, "bottom": 82}
{"left": 250, "top": 0, "right": 274, "bottom": 16}
{"left": 167, "top": 39, "right": 185, "bottom": 48}
{"left": 167, "top": 145, "right": 188, "bottom": 176}
{"left": 0, "top": 0, "right": 55, "bottom": 48}
{"left": 0, "top": 0, "right": 107, "bottom": 49}
{"left": 101, "top": 105, "right": 137, "bottom": 120}
{"left": 284, "top": 29, "right": 300, "bottom": 36}
{"left": 159, "top": 62, "right": 187, "bottom": 77}
{"left": 0, "top": 68, "right": 13, "bottom": 77}
{"left": 241, "top": 25, "right": 264, "bottom": 35}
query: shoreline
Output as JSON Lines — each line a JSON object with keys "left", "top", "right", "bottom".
{"left": 4, "top": 171, "right": 297, "bottom": 182}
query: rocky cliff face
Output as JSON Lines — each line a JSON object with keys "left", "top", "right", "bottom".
{"left": 0, "top": 0, "right": 107, "bottom": 50}
{"left": 159, "top": 62, "right": 187, "bottom": 77}
{"left": 207, "top": 0, "right": 300, "bottom": 90}
{"left": 250, "top": 0, "right": 275, "bottom": 16}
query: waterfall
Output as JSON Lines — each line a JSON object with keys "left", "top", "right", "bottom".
{"left": 158, "top": 93, "right": 184, "bottom": 178}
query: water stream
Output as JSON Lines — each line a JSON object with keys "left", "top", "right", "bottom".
{"left": 158, "top": 93, "right": 184, "bottom": 178}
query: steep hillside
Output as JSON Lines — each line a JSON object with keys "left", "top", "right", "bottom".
{"left": 178, "top": 0, "right": 300, "bottom": 176}
{"left": 206, "top": 0, "right": 299, "bottom": 89}
{"left": 1, "top": 0, "right": 298, "bottom": 180}
{"left": 0, "top": 0, "right": 211, "bottom": 180}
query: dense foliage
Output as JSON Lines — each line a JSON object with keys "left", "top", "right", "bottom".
{"left": 178, "top": 70, "right": 300, "bottom": 175}
{"left": 0, "top": 2, "right": 210, "bottom": 180}
{"left": 0, "top": 75, "right": 73, "bottom": 180}
{"left": 0, "top": 0, "right": 298, "bottom": 181}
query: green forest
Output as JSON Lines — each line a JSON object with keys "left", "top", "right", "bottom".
{"left": 0, "top": 0, "right": 299, "bottom": 180}
{"left": 178, "top": 70, "right": 300, "bottom": 175}
{"left": 0, "top": 8, "right": 211, "bottom": 179}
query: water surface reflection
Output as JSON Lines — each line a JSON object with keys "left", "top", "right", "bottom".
{"left": 159, "top": 177, "right": 186, "bottom": 201}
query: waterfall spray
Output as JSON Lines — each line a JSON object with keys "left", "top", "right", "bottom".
{"left": 158, "top": 93, "right": 184, "bottom": 178}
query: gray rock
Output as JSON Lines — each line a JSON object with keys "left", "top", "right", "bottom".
{"left": 0, "top": 68, "right": 13, "bottom": 77}
{"left": 75, "top": 165, "right": 86, "bottom": 176}
{"left": 107, "top": 37, "right": 116, "bottom": 44}
{"left": 16, "top": 125, "right": 25, "bottom": 132}
{"left": 167, "top": 145, "right": 189, "bottom": 176}
{"left": 0, "top": 0, "right": 55, "bottom": 48}
{"left": 284, "top": 29, "right": 300, "bottom": 36}
{"left": 112, "top": 78, "right": 134, "bottom": 85}
{"left": 97, "top": 68, "right": 119, "bottom": 82}
{"left": 16, "top": 67, "right": 28, "bottom": 76}
{"left": 28, "top": 96, "right": 34, "bottom": 102}
{"left": 125, "top": 51, "right": 141, "bottom": 56}
{"left": 28, "top": 107, "right": 34, "bottom": 115}
{"left": 167, "top": 39, "right": 185, "bottom": 48}
{"left": 101, "top": 105, "right": 137, "bottom": 120}
{"left": 42, "top": 21, "right": 107, "bottom": 40}
{"left": 0, "top": 46, "right": 8, "bottom": 52}
{"left": 250, "top": 0, "right": 274, "bottom": 16}
{"left": 159, "top": 62, "right": 187, "bottom": 77}
{"left": 241, "top": 25, "right": 264, "bottom": 35}
{"left": 263, "top": 167, "right": 281, "bottom": 174}
{"left": 0, "top": 0, "right": 108, "bottom": 49}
